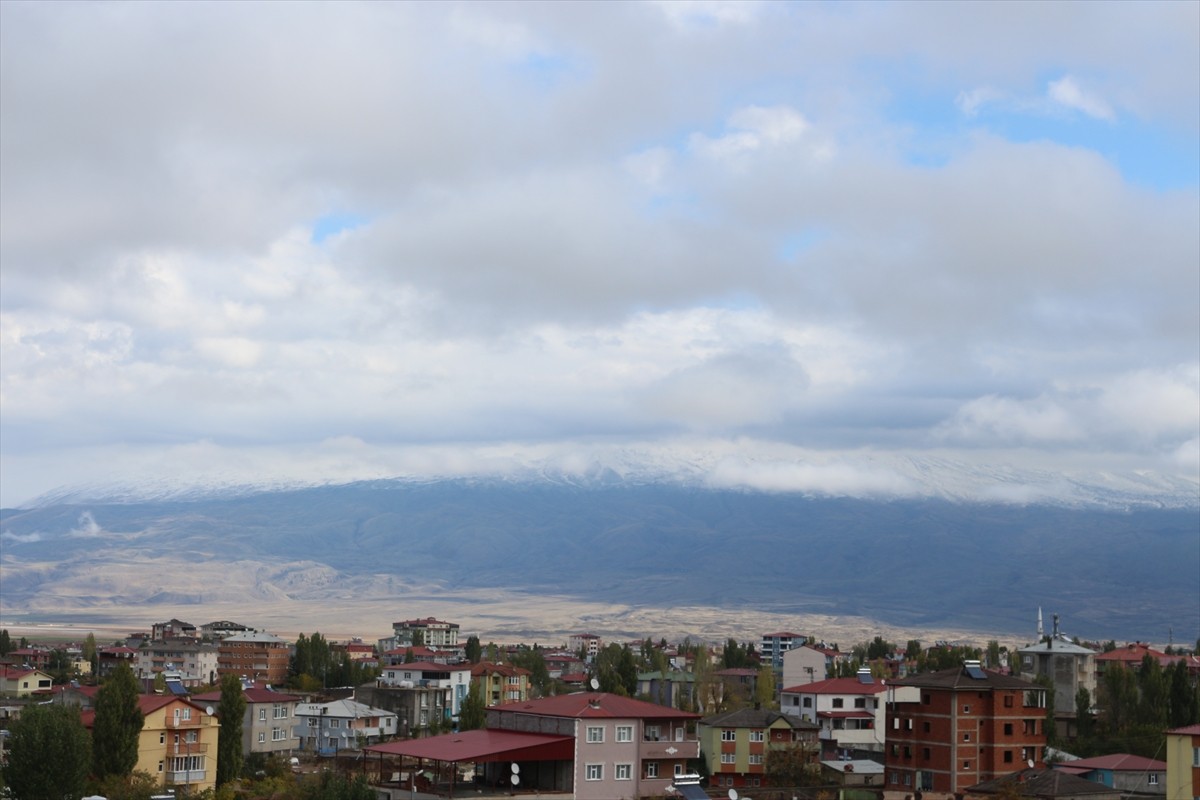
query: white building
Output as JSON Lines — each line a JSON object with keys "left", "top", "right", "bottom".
{"left": 391, "top": 617, "right": 460, "bottom": 648}
{"left": 294, "top": 698, "right": 397, "bottom": 754}
{"left": 780, "top": 668, "right": 918, "bottom": 758}
{"left": 379, "top": 660, "right": 472, "bottom": 721}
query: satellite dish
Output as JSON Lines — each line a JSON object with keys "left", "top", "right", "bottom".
{"left": 511, "top": 763, "right": 520, "bottom": 774}
{"left": 511, "top": 775, "right": 520, "bottom": 786}
{"left": 666, "top": 786, "right": 675, "bottom": 795}
{"left": 1027, "top": 759, "right": 1035, "bottom": 769}
{"left": 205, "top": 706, "right": 215, "bottom": 716}
{"left": 730, "top": 790, "right": 739, "bottom": 800}
{"left": 590, "top": 677, "right": 600, "bottom": 691}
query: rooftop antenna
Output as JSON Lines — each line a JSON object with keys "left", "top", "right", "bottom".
{"left": 1037, "top": 607, "right": 1043, "bottom": 640}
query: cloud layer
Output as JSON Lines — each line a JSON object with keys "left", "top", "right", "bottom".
{"left": 1, "top": 2, "right": 1197, "bottom": 507}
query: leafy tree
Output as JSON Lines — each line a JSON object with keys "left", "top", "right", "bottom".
{"left": 1136, "top": 654, "right": 1167, "bottom": 729}
{"left": 755, "top": 664, "right": 777, "bottom": 710}
{"left": 2, "top": 702, "right": 92, "bottom": 800}
{"left": 91, "top": 769, "right": 160, "bottom": 800}
{"left": 465, "top": 635, "right": 482, "bottom": 664}
{"left": 986, "top": 640, "right": 1002, "bottom": 669}
{"left": 1033, "top": 674, "right": 1057, "bottom": 747}
{"left": 93, "top": 662, "right": 145, "bottom": 780}
{"left": 594, "top": 643, "right": 637, "bottom": 696}
{"left": 296, "top": 770, "right": 377, "bottom": 800}
{"left": 83, "top": 632, "right": 98, "bottom": 674}
{"left": 0, "top": 628, "right": 11, "bottom": 656}
{"left": 217, "top": 672, "right": 247, "bottom": 786}
{"left": 1103, "top": 662, "right": 1137, "bottom": 736}
{"left": 1168, "top": 659, "right": 1200, "bottom": 727}
{"left": 1074, "top": 687, "right": 1094, "bottom": 740}
{"left": 764, "top": 742, "right": 820, "bottom": 786}
{"left": 459, "top": 680, "right": 486, "bottom": 731}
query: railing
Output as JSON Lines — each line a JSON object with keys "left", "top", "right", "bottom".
{"left": 165, "top": 768, "right": 207, "bottom": 784}
{"left": 167, "top": 740, "right": 210, "bottom": 757}
{"left": 165, "top": 714, "right": 201, "bottom": 729}
{"left": 639, "top": 738, "right": 700, "bottom": 760}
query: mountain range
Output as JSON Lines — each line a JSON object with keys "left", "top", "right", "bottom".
{"left": 2, "top": 466, "right": 1197, "bottom": 646}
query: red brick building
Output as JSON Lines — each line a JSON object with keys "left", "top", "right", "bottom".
{"left": 884, "top": 661, "right": 1048, "bottom": 799}
{"left": 216, "top": 631, "right": 290, "bottom": 685}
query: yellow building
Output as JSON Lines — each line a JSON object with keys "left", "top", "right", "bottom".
{"left": 1165, "top": 724, "right": 1200, "bottom": 800}
{"left": 84, "top": 695, "right": 219, "bottom": 794}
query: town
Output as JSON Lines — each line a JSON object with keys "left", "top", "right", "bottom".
{"left": 1, "top": 613, "right": 1197, "bottom": 800}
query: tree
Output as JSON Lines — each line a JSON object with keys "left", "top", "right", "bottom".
{"left": 459, "top": 680, "right": 486, "bottom": 731}
{"left": 92, "top": 662, "right": 145, "bottom": 780}
{"left": 2, "top": 702, "right": 91, "bottom": 800}
{"left": 83, "top": 632, "right": 98, "bottom": 674}
{"left": 297, "top": 770, "right": 377, "bottom": 800}
{"left": 465, "top": 635, "right": 482, "bottom": 664}
{"left": 755, "top": 664, "right": 777, "bottom": 710}
{"left": 0, "top": 628, "right": 11, "bottom": 656}
{"left": 217, "top": 672, "right": 247, "bottom": 786}
{"left": 1168, "top": 659, "right": 1200, "bottom": 727}
{"left": 1074, "top": 687, "right": 1094, "bottom": 741}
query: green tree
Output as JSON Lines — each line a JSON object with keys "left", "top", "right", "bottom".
{"left": 1168, "top": 659, "right": 1200, "bottom": 727}
{"left": 2, "top": 702, "right": 92, "bottom": 800}
{"left": 459, "top": 680, "right": 486, "bottom": 731}
{"left": 764, "top": 742, "right": 819, "bottom": 786}
{"left": 1136, "top": 654, "right": 1167, "bottom": 729}
{"left": 465, "top": 635, "right": 482, "bottom": 664}
{"left": 296, "top": 770, "right": 377, "bottom": 800}
{"left": 754, "top": 664, "right": 777, "bottom": 710}
{"left": 217, "top": 672, "right": 247, "bottom": 786}
{"left": 91, "top": 769, "right": 160, "bottom": 800}
{"left": 1074, "top": 687, "right": 1094, "bottom": 741}
{"left": 0, "top": 628, "right": 11, "bottom": 656}
{"left": 83, "top": 632, "right": 99, "bottom": 675}
{"left": 92, "top": 662, "right": 145, "bottom": 780}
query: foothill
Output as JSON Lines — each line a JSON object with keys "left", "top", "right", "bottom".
{"left": 0, "top": 612, "right": 1197, "bottom": 800}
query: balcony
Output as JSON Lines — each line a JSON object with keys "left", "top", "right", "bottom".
{"left": 166, "top": 768, "right": 207, "bottom": 785}
{"left": 165, "top": 714, "right": 202, "bottom": 729}
{"left": 167, "top": 741, "right": 210, "bottom": 758}
{"left": 639, "top": 737, "right": 700, "bottom": 760}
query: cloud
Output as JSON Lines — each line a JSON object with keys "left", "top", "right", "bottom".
{"left": 1047, "top": 75, "right": 1116, "bottom": 121}
{"left": 70, "top": 511, "right": 103, "bottom": 537}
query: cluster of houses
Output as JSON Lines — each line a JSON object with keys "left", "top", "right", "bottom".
{"left": 1, "top": 614, "right": 1198, "bottom": 800}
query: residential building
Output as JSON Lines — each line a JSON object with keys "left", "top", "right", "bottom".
{"left": 392, "top": 617, "right": 460, "bottom": 648}
{"left": 761, "top": 632, "right": 807, "bottom": 672}
{"left": 199, "top": 620, "right": 253, "bottom": 640}
{"left": 716, "top": 667, "right": 761, "bottom": 708}
{"left": 1094, "top": 643, "right": 1181, "bottom": 680}
{"left": 378, "top": 660, "right": 472, "bottom": 721}
{"left": 135, "top": 640, "right": 219, "bottom": 686}
{"left": 356, "top": 682, "right": 454, "bottom": 738}
{"left": 294, "top": 698, "right": 397, "bottom": 755}
{"left": 699, "top": 707, "right": 819, "bottom": 790}
{"left": 0, "top": 665, "right": 53, "bottom": 697}
{"left": 5, "top": 647, "right": 52, "bottom": 670}
{"left": 545, "top": 651, "right": 587, "bottom": 679}
{"left": 883, "top": 661, "right": 1048, "bottom": 799}
{"left": 97, "top": 645, "right": 139, "bottom": 678}
{"left": 472, "top": 661, "right": 532, "bottom": 706}
{"left": 216, "top": 631, "right": 290, "bottom": 685}
{"left": 1053, "top": 754, "right": 1167, "bottom": 796}
{"left": 194, "top": 681, "right": 302, "bottom": 756}
{"left": 152, "top": 619, "right": 198, "bottom": 641}
{"left": 1017, "top": 636, "right": 1097, "bottom": 720}
{"left": 822, "top": 758, "right": 886, "bottom": 788}
{"left": 780, "top": 667, "right": 913, "bottom": 759}
{"left": 569, "top": 633, "right": 603, "bottom": 662}
{"left": 637, "top": 670, "right": 695, "bottom": 709}
{"left": 82, "top": 696, "right": 219, "bottom": 794}
{"left": 782, "top": 643, "right": 842, "bottom": 689}
{"left": 965, "top": 767, "right": 1122, "bottom": 800}
{"left": 486, "top": 691, "right": 701, "bottom": 799}
{"left": 1164, "top": 724, "right": 1200, "bottom": 800}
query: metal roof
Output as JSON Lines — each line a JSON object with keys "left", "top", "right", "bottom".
{"left": 363, "top": 729, "right": 574, "bottom": 763}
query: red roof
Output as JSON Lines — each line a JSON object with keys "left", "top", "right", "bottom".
{"left": 365, "top": 729, "right": 573, "bottom": 763}
{"left": 493, "top": 691, "right": 699, "bottom": 720}
{"left": 471, "top": 662, "right": 531, "bottom": 678}
{"left": 384, "top": 660, "right": 470, "bottom": 672}
{"left": 1168, "top": 724, "right": 1200, "bottom": 736}
{"left": 1064, "top": 754, "right": 1167, "bottom": 772}
{"left": 193, "top": 683, "right": 302, "bottom": 704}
{"left": 781, "top": 676, "right": 887, "bottom": 695}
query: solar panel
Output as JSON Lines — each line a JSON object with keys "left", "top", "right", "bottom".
{"left": 964, "top": 663, "right": 986, "bottom": 680}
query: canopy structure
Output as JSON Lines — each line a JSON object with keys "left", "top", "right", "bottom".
{"left": 363, "top": 730, "right": 575, "bottom": 797}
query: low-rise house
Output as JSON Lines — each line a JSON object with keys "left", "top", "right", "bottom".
{"left": 544, "top": 652, "right": 586, "bottom": 679}
{"left": 1054, "top": 754, "right": 1167, "bottom": 796}
{"left": 471, "top": 661, "right": 532, "bottom": 706}
{"left": 0, "top": 665, "right": 53, "bottom": 697}
{"left": 1165, "top": 724, "right": 1200, "bottom": 800}
{"left": 294, "top": 698, "right": 397, "bottom": 755}
{"left": 152, "top": 619, "right": 198, "bottom": 641}
{"left": 199, "top": 620, "right": 253, "bottom": 640}
{"left": 966, "top": 767, "right": 1122, "bottom": 800}
{"left": 82, "top": 696, "right": 220, "bottom": 794}
{"left": 783, "top": 643, "right": 842, "bottom": 688}
{"left": 194, "top": 681, "right": 302, "bottom": 756}
{"left": 780, "top": 667, "right": 908, "bottom": 759}
{"left": 699, "top": 707, "right": 819, "bottom": 790}
{"left": 392, "top": 617, "right": 460, "bottom": 648}
{"left": 5, "top": 647, "right": 52, "bottom": 670}
{"left": 637, "top": 670, "right": 695, "bottom": 709}
{"left": 822, "top": 758, "right": 886, "bottom": 788}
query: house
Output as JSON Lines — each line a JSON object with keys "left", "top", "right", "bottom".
{"left": 1017, "top": 635, "right": 1097, "bottom": 725}
{"left": 1165, "top": 723, "right": 1200, "bottom": 800}
{"left": 81, "top": 695, "right": 220, "bottom": 794}
{"left": 294, "top": 698, "right": 397, "bottom": 755}
{"left": 822, "top": 758, "right": 886, "bottom": 788}
{"left": 378, "top": 660, "right": 472, "bottom": 721}
{"left": 152, "top": 619, "right": 198, "bottom": 641}
{"left": 699, "top": 707, "right": 819, "bottom": 790}
{"left": 0, "top": 665, "right": 53, "bottom": 697}
{"left": 1052, "top": 754, "right": 1167, "bottom": 795}
{"left": 193, "top": 681, "right": 302, "bottom": 756}
{"left": 782, "top": 643, "right": 842, "bottom": 689}
{"left": 97, "top": 645, "right": 139, "bottom": 678}
{"left": 965, "top": 767, "right": 1122, "bottom": 800}
{"left": 716, "top": 667, "right": 761, "bottom": 707}
{"left": 5, "top": 647, "right": 52, "bottom": 670}
{"left": 48, "top": 682, "right": 100, "bottom": 709}
{"left": 356, "top": 681, "right": 457, "bottom": 738}
{"left": 1094, "top": 643, "right": 1181, "bottom": 680}
{"left": 486, "top": 691, "right": 701, "bottom": 798}
{"left": 544, "top": 651, "right": 587, "bottom": 679}
{"left": 198, "top": 620, "right": 254, "bottom": 640}
{"left": 883, "top": 661, "right": 1049, "bottom": 799}
{"left": 471, "top": 661, "right": 532, "bottom": 706}
{"left": 216, "top": 630, "right": 290, "bottom": 685}
{"left": 392, "top": 617, "right": 460, "bottom": 648}
{"left": 780, "top": 667, "right": 912, "bottom": 759}
{"left": 637, "top": 670, "right": 695, "bottom": 709}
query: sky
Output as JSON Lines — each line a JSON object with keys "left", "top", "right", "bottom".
{"left": 1, "top": 1, "right": 1198, "bottom": 508}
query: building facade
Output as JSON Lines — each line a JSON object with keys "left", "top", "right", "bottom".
{"left": 1164, "top": 724, "right": 1200, "bottom": 800}
{"left": 392, "top": 617, "right": 460, "bottom": 648}
{"left": 194, "top": 682, "right": 302, "bottom": 756}
{"left": 883, "top": 662, "right": 1048, "bottom": 800}
{"left": 294, "top": 698, "right": 398, "bottom": 755}
{"left": 378, "top": 660, "right": 472, "bottom": 721}
{"left": 699, "top": 707, "right": 819, "bottom": 790}
{"left": 216, "top": 631, "right": 290, "bottom": 685}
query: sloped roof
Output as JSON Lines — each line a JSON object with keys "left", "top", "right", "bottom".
{"left": 700, "top": 708, "right": 816, "bottom": 730}
{"left": 493, "top": 691, "right": 698, "bottom": 720}
{"left": 192, "top": 684, "right": 302, "bottom": 704}
{"left": 383, "top": 660, "right": 469, "bottom": 672}
{"left": 968, "top": 768, "right": 1120, "bottom": 798}
{"left": 781, "top": 676, "right": 888, "bottom": 695}
{"left": 364, "top": 729, "right": 573, "bottom": 763}
{"left": 1058, "top": 754, "right": 1166, "bottom": 772}
{"left": 1168, "top": 723, "right": 1200, "bottom": 736}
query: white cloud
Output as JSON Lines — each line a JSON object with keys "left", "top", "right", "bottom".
{"left": 1047, "top": 75, "right": 1116, "bottom": 121}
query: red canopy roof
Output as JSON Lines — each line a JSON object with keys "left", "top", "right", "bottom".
{"left": 363, "top": 729, "right": 573, "bottom": 764}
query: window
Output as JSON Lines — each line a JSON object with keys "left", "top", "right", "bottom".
{"left": 646, "top": 762, "right": 659, "bottom": 778}
{"left": 923, "top": 722, "right": 931, "bottom": 733}
{"left": 803, "top": 697, "right": 812, "bottom": 707}
{"left": 721, "top": 753, "right": 736, "bottom": 764}
{"left": 328, "top": 719, "right": 340, "bottom": 729}
{"left": 1004, "top": 723, "right": 1013, "bottom": 735}
{"left": 1193, "top": 747, "right": 1200, "bottom": 768}
{"left": 922, "top": 748, "right": 930, "bottom": 760}
{"left": 258, "top": 732, "right": 266, "bottom": 743}
{"left": 721, "top": 729, "right": 736, "bottom": 741}
{"left": 854, "top": 698, "right": 867, "bottom": 708}
{"left": 586, "top": 764, "right": 603, "bottom": 781}
{"left": 1148, "top": 775, "right": 1158, "bottom": 786}
{"left": 273, "top": 703, "right": 288, "bottom": 719}
{"left": 160, "top": 732, "right": 165, "bottom": 744}
{"left": 749, "top": 730, "right": 764, "bottom": 742}
{"left": 832, "top": 698, "right": 844, "bottom": 708}
{"left": 272, "top": 728, "right": 286, "bottom": 741}
{"left": 158, "top": 761, "right": 164, "bottom": 773}
{"left": 615, "top": 764, "right": 631, "bottom": 780}
{"left": 260, "top": 708, "right": 267, "bottom": 720}
{"left": 675, "top": 764, "right": 684, "bottom": 776}
{"left": 616, "top": 725, "right": 633, "bottom": 742}
{"left": 962, "top": 705, "right": 970, "bottom": 714}
{"left": 1004, "top": 751, "right": 1013, "bottom": 763}
{"left": 587, "top": 726, "right": 604, "bottom": 743}
{"left": 749, "top": 754, "right": 763, "bottom": 765}
{"left": 181, "top": 707, "right": 191, "bottom": 720}
{"left": 922, "top": 693, "right": 930, "bottom": 705}
{"left": 963, "top": 733, "right": 971, "bottom": 742}
{"left": 1004, "top": 695, "right": 1014, "bottom": 708}
{"left": 964, "top": 761, "right": 971, "bottom": 769}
